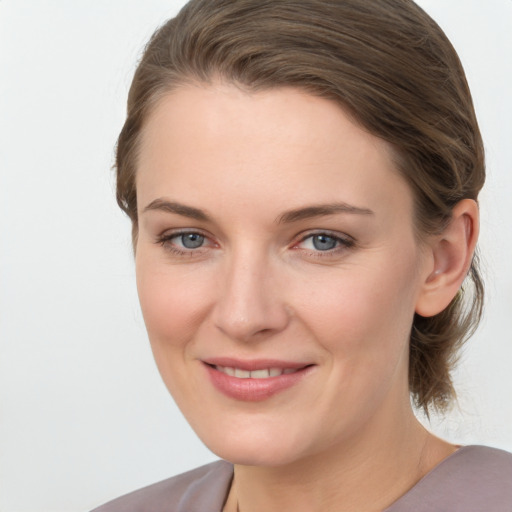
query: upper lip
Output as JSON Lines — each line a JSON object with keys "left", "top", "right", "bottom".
{"left": 202, "top": 357, "right": 312, "bottom": 371}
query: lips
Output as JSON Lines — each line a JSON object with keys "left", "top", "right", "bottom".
{"left": 202, "top": 358, "right": 314, "bottom": 401}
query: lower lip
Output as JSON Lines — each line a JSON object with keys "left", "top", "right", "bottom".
{"left": 204, "top": 364, "right": 314, "bottom": 401}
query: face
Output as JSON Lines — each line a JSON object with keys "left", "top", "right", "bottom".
{"left": 135, "top": 84, "right": 432, "bottom": 466}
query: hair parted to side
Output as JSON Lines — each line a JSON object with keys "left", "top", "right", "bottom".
{"left": 116, "top": 0, "right": 485, "bottom": 414}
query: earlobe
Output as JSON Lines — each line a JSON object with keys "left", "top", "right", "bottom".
{"left": 415, "top": 199, "right": 479, "bottom": 317}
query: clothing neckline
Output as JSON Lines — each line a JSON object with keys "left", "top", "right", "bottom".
{"left": 221, "top": 445, "right": 478, "bottom": 512}
{"left": 381, "top": 444, "right": 470, "bottom": 511}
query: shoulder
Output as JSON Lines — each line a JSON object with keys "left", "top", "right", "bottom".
{"left": 387, "top": 445, "right": 512, "bottom": 512}
{"left": 90, "top": 460, "right": 233, "bottom": 512}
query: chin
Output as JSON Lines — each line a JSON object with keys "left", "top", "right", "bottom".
{"left": 191, "top": 419, "right": 319, "bottom": 467}
{"left": 210, "top": 441, "right": 302, "bottom": 467}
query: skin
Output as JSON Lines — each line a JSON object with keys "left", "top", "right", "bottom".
{"left": 134, "top": 84, "right": 478, "bottom": 511}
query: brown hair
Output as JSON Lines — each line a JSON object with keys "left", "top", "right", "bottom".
{"left": 116, "top": 0, "right": 485, "bottom": 414}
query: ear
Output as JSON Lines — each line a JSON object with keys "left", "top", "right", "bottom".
{"left": 415, "top": 199, "right": 479, "bottom": 317}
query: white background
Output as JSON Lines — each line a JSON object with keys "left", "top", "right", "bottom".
{"left": 1, "top": 1, "right": 511, "bottom": 511}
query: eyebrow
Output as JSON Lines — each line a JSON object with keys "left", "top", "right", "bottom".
{"left": 276, "top": 203, "right": 374, "bottom": 224}
{"left": 143, "top": 198, "right": 210, "bottom": 221}
{"left": 142, "top": 198, "right": 374, "bottom": 223}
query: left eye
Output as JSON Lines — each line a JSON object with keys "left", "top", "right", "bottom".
{"left": 298, "top": 233, "right": 343, "bottom": 251}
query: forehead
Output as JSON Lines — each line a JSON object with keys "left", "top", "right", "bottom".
{"left": 136, "top": 84, "right": 413, "bottom": 223}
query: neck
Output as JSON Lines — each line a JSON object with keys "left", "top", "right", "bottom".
{"left": 225, "top": 407, "right": 455, "bottom": 512}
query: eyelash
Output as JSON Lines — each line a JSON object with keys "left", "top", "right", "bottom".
{"left": 156, "top": 230, "right": 213, "bottom": 256}
{"left": 155, "top": 230, "right": 356, "bottom": 258}
{"left": 293, "top": 231, "right": 355, "bottom": 258}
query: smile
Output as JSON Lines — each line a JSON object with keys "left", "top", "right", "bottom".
{"left": 203, "top": 360, "right": 315, "bottom": 401}
{"left": 214, "top": 366, "right": 299, "bottom": 379}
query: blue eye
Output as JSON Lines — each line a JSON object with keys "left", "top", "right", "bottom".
{"left": 311, "top": 234, "right": 338, "bottom": 251}
{"left": 177, "top": 233, "right": 205, "bottom": 249}
{"left": 297, "top": 232, "right": 353, "bottom": 253}
{"left": 157, "top": 231, "right": 207, "bottom": 251}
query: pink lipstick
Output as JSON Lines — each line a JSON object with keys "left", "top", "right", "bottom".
{"left": 202, "top": 358, "right": 315, "bottom": 401}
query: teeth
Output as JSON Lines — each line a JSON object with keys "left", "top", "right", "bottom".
{"left": 215, "top": 366, "right": 299, "bottom": 378}
{"left": 223, "top": 366, "right": 235, "bottom": 377}
{"left": 251, "top": 369, "right": 270, "bottom": 379}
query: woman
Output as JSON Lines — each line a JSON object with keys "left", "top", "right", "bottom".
{"left": 92, "top": 0, "right": 512, "bottom": 510}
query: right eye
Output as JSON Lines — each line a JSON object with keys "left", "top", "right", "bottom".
{"left": 156, "top": 230, "right": 215, "bottom": 256}
{"left": 173, "top": 232, "right": 205, "bottom": 249}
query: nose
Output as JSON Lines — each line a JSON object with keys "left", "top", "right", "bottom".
{"left": 213, "top": 250, "right": 291, "bottom": 342}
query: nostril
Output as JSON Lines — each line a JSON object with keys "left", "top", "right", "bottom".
{"left": 255, "top": 328, "right": 272, "bottom": 336}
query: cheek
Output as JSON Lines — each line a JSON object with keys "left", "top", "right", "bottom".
{"left": 135, "top": 256, "right": 218, "bottom": 409}
{"left": 135, "top": 255, "right": 213, "bottom": 351}
{"left": 294, "top": 256, "right": 419, "bottom": 361}
{"left": 289, "top": 262, "right": 419, "bottom": 437}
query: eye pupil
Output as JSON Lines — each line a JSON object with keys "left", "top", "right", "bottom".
{"left": 181, "top": 233, "right": 204, "bottom": 249}
{"left": 312, "top": 234, "right": 337, "bottom": 251}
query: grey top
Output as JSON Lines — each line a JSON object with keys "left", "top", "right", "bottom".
{"left": 91, "top": 445, "right": 512, "bottom": 512}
